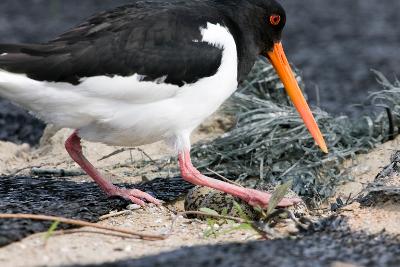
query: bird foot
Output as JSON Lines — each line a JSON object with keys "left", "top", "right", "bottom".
{"left": 178, "top": 150, "right": 302, "bottom": 210}
{"left": 245, "top": 188, "right": 302, "bottom": 209}
{"left": 109, "top": 187, "right": 162, "bottom": 206}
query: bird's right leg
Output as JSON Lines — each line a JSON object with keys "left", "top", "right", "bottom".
{"left": 178, "top": 149, "right": 301, "bottom": 208}
{"left": 65, "top": 131, "right": 161, "bottom": 206}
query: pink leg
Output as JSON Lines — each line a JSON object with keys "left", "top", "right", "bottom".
{"left": 179, "top": 150, "right": 301, "bottom": 208}
{"left": 65, "top": 131, "right": 161, "bottom": 206}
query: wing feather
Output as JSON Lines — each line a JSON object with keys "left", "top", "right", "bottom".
{"left": 0, "top": 2, "right": 224, "bottom": 86}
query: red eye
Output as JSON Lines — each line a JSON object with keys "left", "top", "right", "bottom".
{"left": 269, "top": 14, "right": 281, "bottom": 26}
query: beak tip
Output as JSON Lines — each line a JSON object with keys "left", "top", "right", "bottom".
{"left": 268, "top": 42, "right": 329, "bottom": 155}
{"left": 319, "top": 142, "right": 329, "bottom": 154}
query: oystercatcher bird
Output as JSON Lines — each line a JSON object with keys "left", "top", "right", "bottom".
{"left": 0, "top": 0, "right": 327, "bottom": 208}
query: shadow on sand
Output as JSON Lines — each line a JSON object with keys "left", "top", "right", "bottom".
{"left": 73, "top": 216, "right": 400, "bottom": 267}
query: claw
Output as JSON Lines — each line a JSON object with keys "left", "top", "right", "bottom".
{"left": 128, "top": 196, "right": 146, "bottom": 206}
{"left": 247, "top": 189, "right": 303, "bottom": 209}
{"left": 276, "top": 197, "right": 302, "bottom": 207}
{"left": 113, "top": 188, "right": 162, "bottom": 206}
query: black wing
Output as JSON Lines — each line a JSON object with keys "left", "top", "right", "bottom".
{"left": 0, "top": 2, "right": 223, "bottom": 86}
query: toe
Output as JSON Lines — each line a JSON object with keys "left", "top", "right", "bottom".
{"left": 128, "top": 196, "right": 146, "bottom": 206}
{"left": 144, "top": 195, "right": 162, "bottom": 205}
{"left": 277, "top": 197, "right": 303, "bottom": 207}
{"left": 130, "top": 189, "right": 162, "bottom": 206}
{"left": 246, "top": 189, "right": 302, "bottom": 208}
{"left": 277, "top": 198, "right": 295, "bottom": 207}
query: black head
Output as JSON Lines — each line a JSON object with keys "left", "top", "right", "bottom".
{"left": 222, "top": 0, "right": 328, "bottom": 153}
{"left": 250, "top": 0, "right": 287, "bottom": 54}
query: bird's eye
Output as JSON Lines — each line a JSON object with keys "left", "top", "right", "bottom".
{"left": 269, "top": 14, "right": 281, "bottom": 26}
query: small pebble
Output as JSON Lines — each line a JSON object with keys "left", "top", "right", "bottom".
{"left": 20, "top": 143, "right": 31, "bottom": 152}
{"left": 124, "top": 246, "right": 132, "bottom": 252}
{"left": 127, "top": 204, "right": 141, "bottom": 210}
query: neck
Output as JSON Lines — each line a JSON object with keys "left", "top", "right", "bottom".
{"left": 216, "top": 1, "right": 263, "bottom": 82}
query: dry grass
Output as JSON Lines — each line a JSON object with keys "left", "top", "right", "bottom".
{"left": 190, "top": 60, "right": 400, "bottom": 204}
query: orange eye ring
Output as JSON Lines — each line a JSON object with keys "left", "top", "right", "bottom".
{"left": 269, "top": 14, "right": 281, "bottom": 26}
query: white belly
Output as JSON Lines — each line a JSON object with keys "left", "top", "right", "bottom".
{"left": 0, "top": 23, "right": 238, "bottom": 149}
{"left": 81, "top": 78, "right": 238, "bottom": 147}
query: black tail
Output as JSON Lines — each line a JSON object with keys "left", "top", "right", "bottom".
{"left": 0, "top": 42, "right": 78, "bottom": 84}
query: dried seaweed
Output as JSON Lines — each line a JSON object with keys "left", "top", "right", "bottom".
{"left": 190, "top": 59, "right": 400, "bottom": 203}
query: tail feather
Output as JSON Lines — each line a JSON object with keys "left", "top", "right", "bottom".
{"left": 0, "top": 43, "right": 63, "bottom": 55}
{"left": 0, "top": 70, "right": 95, "bottom": 128}
{"left": 0, "top": 42, "right": 78, "bottom": 85}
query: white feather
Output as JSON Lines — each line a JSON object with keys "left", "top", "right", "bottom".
{"left": 0, "top": 23, "right": 238, "bottom": 151}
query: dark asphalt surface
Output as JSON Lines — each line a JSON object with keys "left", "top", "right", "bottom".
{"left": 0, "top": 175, "right": 192, "bottom": 246}
{"left": 0, "top": 0, "right": 399, "bottom": 144}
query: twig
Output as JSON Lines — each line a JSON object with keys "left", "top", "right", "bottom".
{"left": 178, "top": 211, "right": 247, "bottom": 223}
{"left": 271, "top": 209, "right": 310, "bottom": 230}
{"left": 167, "top": 211, "right": 248, "bottom": 238}
{"left": 98, "top": 148, "right": 130, "bottom": 161}
{"left": 206, "top": 168, "right": 244, "bottom": 188}
{"left": 386, "top": 107, "right": 395, "bottom": 141}
{"left": 31, "top": 168, "right": 85, "bottom": 177}
{"left": 278, "top": 159, "right": 301, "bottom": 178}
{"left": 7, "top": 165, "right": 42, "bottom": 176}
{"left": 99, "top": 210, "right": 132, "bottom": 221}
{"left": 0, "top": 214, "right": 166, "bottom": 241}
{"left": 98, "top": 147, "right": 155, "bottom": 163}
{"left": 7, "top": 160, "right": 69, "bottom": 177}
{"left": 136, "top": 148, "right": 156, "bottom": 163}
{"left": 48, "top": 229, "right": 137, "bottom": 239}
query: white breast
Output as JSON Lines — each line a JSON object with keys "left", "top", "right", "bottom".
{"left": 0, "top": 23, "right": 238, "bottom": 150}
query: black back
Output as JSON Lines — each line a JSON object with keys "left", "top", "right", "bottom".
{"left": 0, "top": 0, "right": 286, "bottom": 85}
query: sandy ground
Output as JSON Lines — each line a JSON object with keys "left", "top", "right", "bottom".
{"left": 335, "top": 138, "right": 400, "bottom": 236}
{"left": 0, "top": 122, "right": 399, "bottom": 267}
{"left": 0, "top": 205, "right": 261, "bottom": 267}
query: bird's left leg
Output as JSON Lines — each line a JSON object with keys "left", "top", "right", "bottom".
{"left": 178, "top": 149, "right": 301, "bottom": 208}
{"left": 65, "top": 131, "right": 161, "bottom": 206}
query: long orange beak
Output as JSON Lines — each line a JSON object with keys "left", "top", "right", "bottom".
{"left": 267, "top": 42, "right": 328, "bottom": 153}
